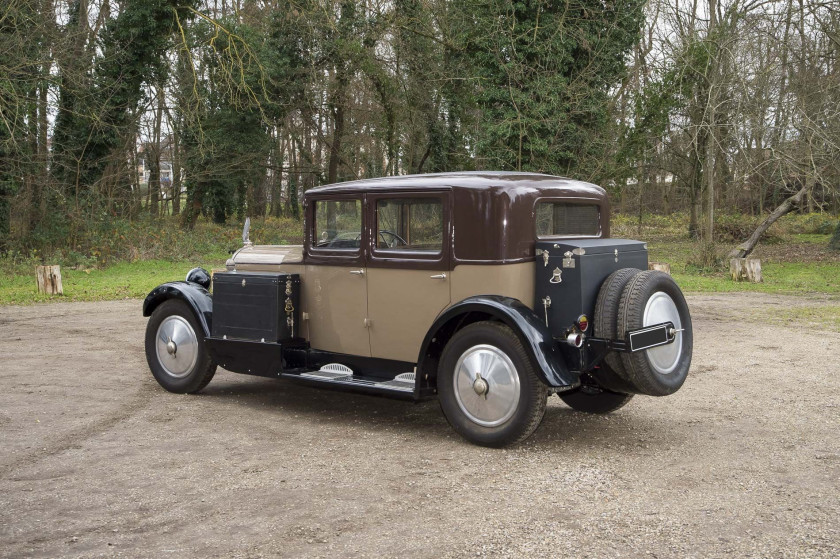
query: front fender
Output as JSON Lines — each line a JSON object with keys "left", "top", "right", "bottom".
{"left": 417, "top": 295, "right": 579, "bottom": 389}
{"left": 142, "top": 281, "right": 213, "bottom": 337}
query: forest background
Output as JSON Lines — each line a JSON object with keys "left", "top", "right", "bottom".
{"left": 1, "top": 0, "right": 839, "bottom": 304}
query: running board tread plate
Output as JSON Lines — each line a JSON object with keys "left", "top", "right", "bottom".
{"left": 282, "top": 370, "right": 416, "bottom": 397}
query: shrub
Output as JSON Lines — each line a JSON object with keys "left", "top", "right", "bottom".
{"left": 686, "top": 241, "right": 724, "bottom": 272}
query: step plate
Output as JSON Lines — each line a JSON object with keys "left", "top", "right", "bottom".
{"left": 301, "top": 370, "right": 352, "bottom": 381}
{"left": 283, "top": 371, "right": 415, "bottom": 396}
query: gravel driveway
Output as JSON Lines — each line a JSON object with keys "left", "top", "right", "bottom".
{"left": 1, "top": 294, "right": 838, "bottom": 558}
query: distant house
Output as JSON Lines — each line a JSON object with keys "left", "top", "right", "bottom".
{"left": 137, "top": 160, "right": 174, "bottom": 187}
{"left": 136, "top": 136, "right": 184, "bottom": 197}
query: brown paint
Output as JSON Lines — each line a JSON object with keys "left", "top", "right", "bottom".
{"left": 303, "top": 172, "right": 608, "bottom": 269}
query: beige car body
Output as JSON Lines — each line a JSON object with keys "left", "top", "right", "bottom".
{"left": 227, "top": 244, "right": 534, "bottom": 363}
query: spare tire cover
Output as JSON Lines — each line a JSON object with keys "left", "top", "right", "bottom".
{"left": 616, "top": 270, "right": 693, "bottom": 396}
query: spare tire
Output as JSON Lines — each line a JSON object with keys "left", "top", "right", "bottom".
{"left": 593, "top": 268, "right": 642, "bottom": 389}
{"left": 616, "top": 270, "right": 693, "bottom": 396}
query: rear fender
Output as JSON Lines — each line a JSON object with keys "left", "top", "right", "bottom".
{"left": 142, "top": 281, "right": 213, "bottom": 337}
{"left": 416, "top": 296, "right": 579, "bottom": 391}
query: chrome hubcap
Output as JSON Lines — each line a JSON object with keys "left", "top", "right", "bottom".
{"left": 453, "top": 345, "right": 521, "bottom": 427}
{"left": 155, "top": 316, "right": 198, "bottom": 379}
{"left": 643, "top": 292, "right": 683, "bottom": 375}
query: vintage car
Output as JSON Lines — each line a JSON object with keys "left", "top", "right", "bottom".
{"left": 143, "top": 172, "right": 693, "bottom": 446}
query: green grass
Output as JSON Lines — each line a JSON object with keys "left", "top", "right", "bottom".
{"left": 2, "top": 212, "right": 839, "bottom": 305}
{"left": 670, "top": 262, "right": 840, "bottom": 294}
{"left": 0, "top": 260, "right": 227, "bottom": 305}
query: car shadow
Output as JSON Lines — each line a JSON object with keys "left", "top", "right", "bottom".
{"left": 198, "top": 374, "right": 681, "bottom": 453}
{"left": 200, "top": 373, "right": 451, "bottom": 439}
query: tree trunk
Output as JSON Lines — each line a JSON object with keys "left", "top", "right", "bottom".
{"left": 728, "top": 185, "right": 808, "bottom": 259}
{"left": 328, "top": 81, "right": 346, "bottom": 184}
{"left": 171, "top": 126, "right": 181, "bottom": 216}
{"left": 730, "top": 258, "right": 762, "bottom": 282}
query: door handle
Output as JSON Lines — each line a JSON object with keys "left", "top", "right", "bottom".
{"left": 430, "top": 273, "right": 447, "bottom": 280}
{"left": 350, "top": 269, "right": 365, "bottom": 276}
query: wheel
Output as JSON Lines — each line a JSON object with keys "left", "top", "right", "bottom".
{"left": 617, "top": 270, "right": 693, "bottom": 396}
{"left": 438, "top": 321, "right": 548, "bottom": 447}
{"left": 558, "top": 381, "right": 634, "bottom": 414}
{"left": 594, "top": 268, "right": 642, "bottom": 386}
{"left": 145, "top": 299, "right": 216, "bottom": 394}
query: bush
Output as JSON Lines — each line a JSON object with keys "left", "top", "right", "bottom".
{"left": 686, "top": 241, "right": 724, "bottom": 273}
{"left": 3, "top": 214, "right": 305, "bottom": 268}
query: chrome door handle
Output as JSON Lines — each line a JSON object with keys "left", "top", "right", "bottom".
{"left": 349, "top": 269, "right": 365, "bottom": 276}
{"left": 430, "top": 273, "right": 447, "bottom": 280}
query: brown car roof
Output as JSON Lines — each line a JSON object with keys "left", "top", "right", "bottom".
{"left": 304, "top": 171, "right": 607, "bottom": 199}
{"left": 305, "top": 172, "right": 610, "bottom": 265}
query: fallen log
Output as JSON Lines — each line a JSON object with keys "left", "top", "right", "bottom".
{"left": 728, "top": 185, "right": 808, "bottom": 259}
{"left": 648, "top": 262, "right": 671, "bottom": 275}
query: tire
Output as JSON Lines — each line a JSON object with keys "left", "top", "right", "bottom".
{"left": 593, "top": 268, "right": 642, "bottom": 388}
{"left": 617, "top": 270, "right": 693, "bottom": 396}
{"left": 145, "top": 299, "right": 217, "bottom": 394}
{"left": 559, "top": 382, "right": 634, "bottom": 414}
{"left": 438, "top": 321, "right": 548, "bottom": 447}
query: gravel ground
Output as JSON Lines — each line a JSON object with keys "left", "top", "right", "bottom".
{"left": 0, "top": 293, "right": 838, "bottom": 558}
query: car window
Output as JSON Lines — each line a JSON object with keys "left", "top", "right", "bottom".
{"left": 535, "top": 202, "right": 600, "bottom": 237}
{"left": 376, "top": 198, "right": 442, "bottom": 252}
{"left": 314, "top": 199, "right": 362, "bottom": 250}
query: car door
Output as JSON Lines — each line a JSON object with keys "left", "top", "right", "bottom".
{"left": 304, "top": 195, "right": 370, "bottom": 357}
{"left": 366, "top": 192, "right": 451, "bottom": 363}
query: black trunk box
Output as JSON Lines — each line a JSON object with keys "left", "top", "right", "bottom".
{"left": 212, "top": 272, "right": 301, "bottom": 342}
{"left": 535, "top": 239, "right": 648, "bottom": 336}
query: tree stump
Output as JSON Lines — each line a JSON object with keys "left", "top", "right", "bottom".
{"left": 730, "top": 258, "right": 762, "bottom": 283}
{"left": 648, "top": 262, "right": 671, "bottom": 275}
{"left": 36, "top": 265, "right": 64, "bottom": 295}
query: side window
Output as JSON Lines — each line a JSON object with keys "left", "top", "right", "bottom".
{"left": 313, "top": 199, "right": 362, "bottom": 250}
{"left": 535, "top": 202, "right": 601, "bottom": 237}
{"left": 376, "top": 198, "right": 443, "bottom": 253}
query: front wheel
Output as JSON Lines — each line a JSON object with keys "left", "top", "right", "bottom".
{"left": 438, "top": 321, "right": 548, "bottom": 447}
{"left": 145, "top": 299, "right": 216, "bottom": 393}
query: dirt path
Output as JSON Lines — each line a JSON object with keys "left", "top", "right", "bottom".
{"left": 1, "top": 294, "right": 838, "bottom": 558}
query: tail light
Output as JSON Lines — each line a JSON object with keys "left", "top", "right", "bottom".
{"left": 565, "top": 333, "right": 583, "bottom": 348}
{"left": 576, "top": 314, "right": 589, "bottom": 332}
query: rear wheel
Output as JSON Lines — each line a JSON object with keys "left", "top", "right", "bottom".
{"left": 145, "top": 299, "right": 216, "bottom": 394}
{"left": 559, "top": 382, "right": 634, "bottom": 414}
{"left": 438, "top": 322, "right": 548, "bottom": 447}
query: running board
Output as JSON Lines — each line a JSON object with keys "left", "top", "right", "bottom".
{"left": 281, "top": 370, "right": 417, "bottom": 400}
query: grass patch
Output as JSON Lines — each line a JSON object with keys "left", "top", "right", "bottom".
{"left": 2, "top": 212, "right": 840, "bottom": 304}
{"left": 0, "top": 260, "right": 227, "bottom": 305}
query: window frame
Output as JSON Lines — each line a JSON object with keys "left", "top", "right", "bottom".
{"left": 367, "top": 191, "right": 451, "bottom": 270}
{"left": 534, "top": 198, "right": 603, "bottom": 239}
{"left": 305, "top": 195, "right": 366, "bottom": 265}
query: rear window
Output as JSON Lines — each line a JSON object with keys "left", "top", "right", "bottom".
{"left": 535, "top": 202, "right": 601, "bottom": 237}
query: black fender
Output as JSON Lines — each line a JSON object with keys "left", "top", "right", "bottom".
{"left": 142, "top": 281, "right": 213, "bottom": 337}
{"left": 416, "top": 295, "right": 579, "bottom": 390}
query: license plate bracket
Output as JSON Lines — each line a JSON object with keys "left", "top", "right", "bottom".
{"left": 627, "top": 322, "right": 674, "bottom": 352}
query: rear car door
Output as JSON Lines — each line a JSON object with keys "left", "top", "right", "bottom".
{"left": 366, "top": 192, "right": 451, "bottom": 363}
